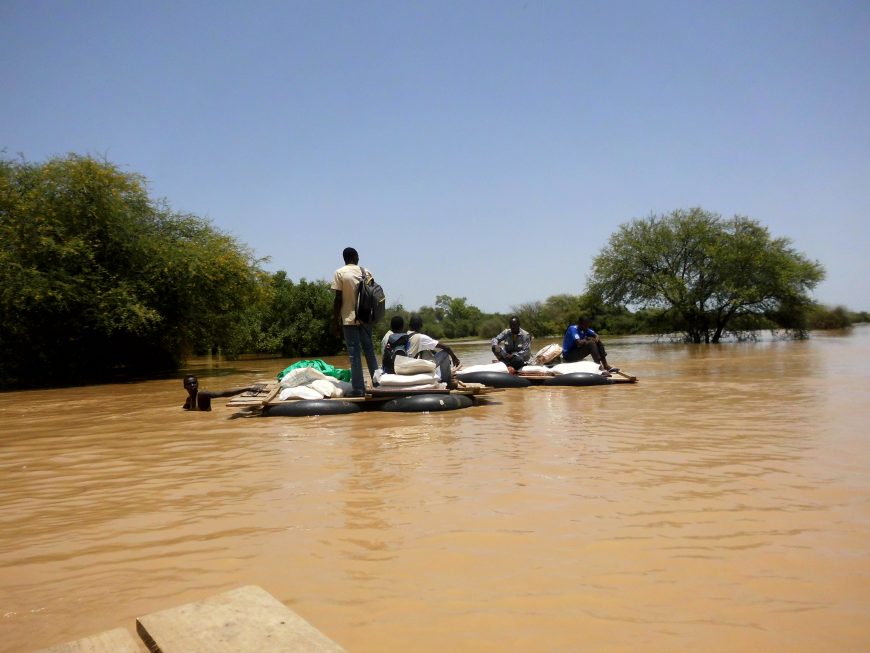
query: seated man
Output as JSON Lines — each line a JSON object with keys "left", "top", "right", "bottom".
{"left": 182, "top": 375, "right": 264, "bottom": 411}
{"left": 381, "top": 315, "right": 412, "bottom": 374}
{"left": 491, "top": 315, "right": 532, "bottom": 372}
{"left": 381, "top": 315, "right": 406, "bottom": 355}
{"left": 561, "top": 317, "right": 618, "bottom": 375}
{"left": 407, "top": 315, "right": 461, "bottom": 382}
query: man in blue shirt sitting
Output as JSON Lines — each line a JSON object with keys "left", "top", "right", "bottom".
{"left": 561, "top": 316, "right": 619, "bottom": 375}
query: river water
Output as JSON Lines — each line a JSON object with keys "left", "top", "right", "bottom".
{"left": 1, "top": 327, "right": 868, "bottom": 652}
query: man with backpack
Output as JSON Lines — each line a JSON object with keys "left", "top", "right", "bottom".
{"left": 381, "top": 315, "right": 406, "bottom": 355}
{"left": 331, "top": 247, "right": 380, "bottom": 396}
{"left": 381, "top": 315, "right": 412, "bottom": 374}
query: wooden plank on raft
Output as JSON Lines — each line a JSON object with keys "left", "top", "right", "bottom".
{"left": 34, "top": 628, "right": 143, "bottom": 653}
{"left": 136, "top": 585, "right": 346, "bottom": 653}
{"left": 226, "top": 384, "right": 279, "bottom": 408}
{"left": 520, "top": 371, "right": 638, "bottom": 384}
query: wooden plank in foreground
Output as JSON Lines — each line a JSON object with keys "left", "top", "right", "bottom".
{"left": 34, "top": 627, "right": 142, "bottom": 653}
{"left": 136, "top": 585, "right": 346, "bottom": 653}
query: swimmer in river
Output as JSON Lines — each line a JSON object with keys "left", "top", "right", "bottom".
{"left": 182, "top": 375, "right": 264, "bottom": 411}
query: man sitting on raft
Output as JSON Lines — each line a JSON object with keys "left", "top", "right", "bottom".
{"left": 381, "top": 315, "right": 406, "bottom": 354}
{"left": 561, "top": 316, "right": 619, "bottom": 376}
{"left": 182, "top": 375, "right": 264, "bottom": 411}
{"left": 407, "top": 315, "right": 461, "bottom": 368}
{"left": 491, "top": 315, "right": 532, "bottom": 373}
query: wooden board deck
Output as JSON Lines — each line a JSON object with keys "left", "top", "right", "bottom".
{"left": 34, "top": 627, "right": 143, "bottom": 653}
{"left": 520, "top": 370, "right": 638, "bottom": 384}
{"left": 136, "top": 585, "right": 346, "bottom": 653}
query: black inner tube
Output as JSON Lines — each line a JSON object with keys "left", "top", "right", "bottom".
{"left": 542, "top": 372, "right": 613, "bottom": 386}
{"left": 379, "top": 393, "right": 474, "bottom": 412}
{"left": 263, "top": 399, "right": 363, "bottom": 417}
{"left": 456, "top": 371, "right": 532, "bottom": 388}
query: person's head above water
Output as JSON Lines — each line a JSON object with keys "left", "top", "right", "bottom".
{"left": 183, "top": 375, "right": 198, "bottom": 392}
{"left": 342, "top": 247, "right": 359, "bottom": 264}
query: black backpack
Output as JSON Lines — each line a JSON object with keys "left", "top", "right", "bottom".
{"left": 356, "top": 267, "right": 386, "bottom": 325}
{"left": 382, "top": 332, "right": 411, "bottom": 374}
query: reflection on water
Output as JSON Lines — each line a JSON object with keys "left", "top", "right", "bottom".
{"left": 1, "top": 328, "right": 869, "bottom": 652}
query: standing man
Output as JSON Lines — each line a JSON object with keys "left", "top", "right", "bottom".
{"left": 491, "top": 315, "right": 532, "bottom": 372}
{"left": 561, "top": 316, "right": 619, "bottom": 375}
{"left": 331, "top": 247, "right": 379, "bottom": 396}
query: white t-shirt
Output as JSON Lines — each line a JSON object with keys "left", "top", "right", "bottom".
{"left": 407, "top": 332, "right": 439, "bottom": 358}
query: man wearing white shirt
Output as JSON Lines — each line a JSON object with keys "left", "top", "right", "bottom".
{"left": 406, "top": 315, "right": 461, "bottom": 367}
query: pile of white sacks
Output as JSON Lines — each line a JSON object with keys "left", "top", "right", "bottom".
{"left": 277, "top": 356, "right": 448, "bottom": 401}
{"left": 277, "top": 366, "right": 353, "bottom": 401}
{"left": 372, "top": 356, "right": 447, "bottom": 391}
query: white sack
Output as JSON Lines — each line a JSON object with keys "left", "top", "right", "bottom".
{"left": 383, "top": 382, "right": 446, "bottom": 391}
{"left": 309, "top": 379, "right": 339, "bottom": 398}
{"left": 532, "top": 344, "right": 563, "bottom": 365}
{"left": 518, "top": 365, "right": 553, "bottom": 375}
{"left": 456, "top": 362, "right": 509, "bottom": 375}
{"left": 551, "top": 361, "right": 605, "bottom": 375}
{"left": 394, "top": 356, "right": 437, "bottom": 375}
{"left": 378, "top": 372, "right": 440, "bottom": 387}
{"left": 278, "top": 385, "right": 325, "bottom": 401}
{"left": 280, "top": 367, "right": 332, "bottom": 388}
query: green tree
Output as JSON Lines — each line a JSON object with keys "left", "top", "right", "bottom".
{"left": 0, "top": 154, "right": 266, "bottom": 388}
{"left": 589, "top": 208, "right": 825, "bottom": 343}
{"left": 510, "top": 302, "right": 546, "bottom": 339}
{"left": 435, "top": 295, "right": 483, "bottom": 338}
{"left": 808, "top": 304, "right": 852, "bottom": 330}
{"left": 477, "top": 315, "right": 506, "bottom": 339}
{"left": 413, "top": 304, "right": 446, "bottom": 340}
{"left": 258, "top": 272, "right": 344, "bottom": 357}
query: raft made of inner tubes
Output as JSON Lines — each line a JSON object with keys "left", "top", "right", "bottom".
{"left": 379, "top": 393, "right": 474, "bottom": 412}
{"left": 542, "top": 372, "right": 614, "bottom": 387}
{"left": 263, "top": 399, "right": 363, "bottom": 417}
{"left": 456, "top": 371, "right": 532, "bottom": 388}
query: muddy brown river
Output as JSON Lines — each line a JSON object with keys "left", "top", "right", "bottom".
{"left": 1, "top": 327, "right": 869, "bottom": 652}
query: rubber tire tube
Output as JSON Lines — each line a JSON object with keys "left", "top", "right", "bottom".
{"left": 379, "top": 393, "right": 474, "bottom": 412}
{"left": 542, "top": 372, "right": 614, "bottom": 387}
{"left": 455, "top": 371, "right": 532, "bottom": 388}
{"left": 263, "top": 399, "right": 363, "bottom": 417}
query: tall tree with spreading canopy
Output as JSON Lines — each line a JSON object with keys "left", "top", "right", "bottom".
{"left": 588, "top": 208, "right": 825, "bottom": 343}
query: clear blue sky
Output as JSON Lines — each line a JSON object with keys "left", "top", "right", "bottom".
{"left": 2, "top": 0, "right": 868, "bottom": 313}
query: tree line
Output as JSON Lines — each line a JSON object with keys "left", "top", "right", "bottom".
{"left": 1, "top": 155, "right": 862, "bottom": 389}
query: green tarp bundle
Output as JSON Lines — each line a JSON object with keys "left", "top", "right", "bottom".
{"left": 277, "top": 359, "right": 352, "bottom": 383}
